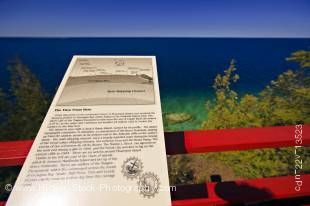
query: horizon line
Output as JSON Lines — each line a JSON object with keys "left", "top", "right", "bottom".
{"left": 1, "top": 36, "right": 310, "bottom": 39}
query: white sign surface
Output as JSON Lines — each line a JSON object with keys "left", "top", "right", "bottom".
{"left": 7, "top": 56, "right": 171, "bottom": 206}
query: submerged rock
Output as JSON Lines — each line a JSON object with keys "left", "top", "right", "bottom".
{"left": 164, "top": 112, "right": 192, "bottom": 124}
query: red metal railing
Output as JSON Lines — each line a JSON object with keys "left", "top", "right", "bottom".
{"left": 0, "top": 125, "right": 310, "bottom": 205}
{"left": 165, "top": 125, "right": 310, "bottom": 154}
{"left": 172, "top": 175, "right": 310, "bottom": 206}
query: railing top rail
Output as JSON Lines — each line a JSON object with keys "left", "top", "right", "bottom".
{"left": 1, "top": 125, "right": 309, "bottom": 167}
{"left": 165, "top": 124, "right": 310, "bottom": 154}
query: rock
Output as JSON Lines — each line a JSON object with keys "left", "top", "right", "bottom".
{"left": 164, "top": 112, "right": 192, "bottom": 124}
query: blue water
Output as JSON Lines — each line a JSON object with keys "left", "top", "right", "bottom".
{"left": 1, "top": 38, "right": 309, "bottom": 97}
{"left": 0, "top": 38, "right": 309, "bottom": 130}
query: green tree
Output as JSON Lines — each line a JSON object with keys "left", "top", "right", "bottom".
{"left": 169, "top": 50, "right": 310, "bottom": 186}
{"left": 0, "top": 59, "right": 50, "bottom": 201}
{"left": 0, "top": 59, "right": 49, "bottom": 140}
{"left": 202, "top": 59, "right": 261, "bottom": 129}
{"left": 0, "top": 89, "right": 9, "bottom": 122}
{"left": 259, "top": 50, "right": 310, "bottom": 125}
{"left": 202, "top": 50, "right": 310, "bottom": 129}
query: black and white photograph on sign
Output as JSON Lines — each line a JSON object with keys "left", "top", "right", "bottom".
{"left": 57, "top": 57, "right": 155, "bottom": 106}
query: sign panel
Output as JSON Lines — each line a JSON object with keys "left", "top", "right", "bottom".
{"left": 7, "top": 56, "right": 171, "bottom": 206}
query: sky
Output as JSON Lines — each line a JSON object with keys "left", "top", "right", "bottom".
{"left": 0, "top": 0, "right": 309, "bottom": 37}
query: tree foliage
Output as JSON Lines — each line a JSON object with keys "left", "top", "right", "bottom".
{"left": 1, "top": 52, "right": 309, "bottom": 191}
{"left": 202, "top": 59, "right": 262, "bottom": 129}
{"left": 169, "top": 50, "right": 310, "bottom": 185}
{"left": 202, "top": 50, "right": 310, "bottom": 129}
{"left": 259, "top": 50, "right": 310, "bottom": 125}
{"left": 0, "top": 89, "right": 9, "bottom": 123}
{"left": 0, "top": 59, "right": 49, "bottom": 140}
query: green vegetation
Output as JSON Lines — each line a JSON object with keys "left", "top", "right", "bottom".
{"left": 167, "top": 50, "right": 310, "bottom": 185}
{"left": 202, "top": 50, "right": 310, "bottom": 129}
{"left": 0, "top": 59, "right": 50, "bottom": 200}
{"left": 0, "top": 52, "right": 309, "bottom": 199}
{"left": 0, "top": 59, "right": 49, "bottom": 141}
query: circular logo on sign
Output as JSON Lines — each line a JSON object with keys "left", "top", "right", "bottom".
{"left": 121, "top": 157, "right": 143, "bottom": 180}
{"left": 138, "top": 172, "right": 160, "bottom": 198}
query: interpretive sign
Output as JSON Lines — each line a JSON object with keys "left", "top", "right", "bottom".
{"left": 7, "top": 56, "right": 171, "bottom": 206}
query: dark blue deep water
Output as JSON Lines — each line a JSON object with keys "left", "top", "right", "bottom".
{"left": 1, "top": 38, "right": 309, "bottom": 96}
{"left": 0, "top": 38, "right": 309, "bottom": 130}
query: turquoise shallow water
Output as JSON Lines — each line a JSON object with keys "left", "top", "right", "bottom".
{"left": 161, "top": 88, "right": 261, "bottom": 131}
{"left": 161, "top": 93, "right": 212, "bottom": 131}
